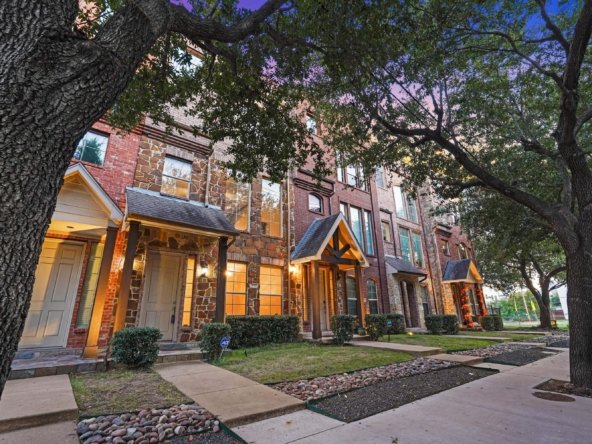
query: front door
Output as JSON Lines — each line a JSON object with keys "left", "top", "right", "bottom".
{"left": 140, "top": 251, "right": 183, "bottom": 341}
{"left": 21, "top": 240, "right": 84, "bottom": 348}
{"left": 319, "top": 269, "right": 329, "bottom": 330}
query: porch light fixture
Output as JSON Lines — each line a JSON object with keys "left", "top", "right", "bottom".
{"left": 289, "top": 264, "right": 298, "bottom": 274}
{"left": 199, "top": 259, "right": 208, "bottom": 277}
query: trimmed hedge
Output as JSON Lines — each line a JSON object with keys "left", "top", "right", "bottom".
{"left": 331, "top": 314, "right": 357, "bottom": 344}
{"left": 111, "top": 327, "right": 161, "bottom": 369}
{"left": 480, "top": 315, "right": 495, "bottom": 331}
{"left": 442, "top": 315, "right": 459, "bottom": 335}
{"left": 493, "top": 315, "right": 504, "bottom": 331}
{"left": 386, "top": 313, "right": 406, "bottom": 334}
{"left": 226, "top": 316, "right": 299, "bottom": 348}
{"left": 201, "top": 322, "right": 231, "bottom": 362}
{"left": 425, "top": 314, "right": 444, "bottom": 334}
{"left": 365, "top": 314, "right": 387, "bottom": 341}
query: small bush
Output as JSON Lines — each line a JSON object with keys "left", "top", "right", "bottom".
{"left": 111, "top": 327, "right": 161, "bottom": 369}
{"left": 331, "top": 315, "right": 357, "bottom": 344}
{"left": 425, "top": 314, "right": 444, "bottom": 334}
{"left": 386, "top": 313, "right": 406, "bottom": 334}
{"left": 442, "top": 315, "right": 459, "bottom": 334}
{"left": 493, "top": 315, "right": 504, "bottom": 331}
{"left": 480, "top": 315, "right": 495, "bottom": 331}
{"left": 200, "top": 322, "right": 232, "bottom": 362}
{"left": 226, "top": 316, "right": 299, "bottom": 348}
{"left": 365, "top": 314, "right": 387, "bottom": 341}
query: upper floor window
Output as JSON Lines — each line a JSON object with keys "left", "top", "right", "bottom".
{"left": 161, "top": 156, "right": 192, "bottom": 199}
{"left": 308, "top": 193, "right": 323, "bottom": 213}
{"left": 381, "top": 220, "right": 392, "bottom": 242}
{"left": 341, "top": 203, "right": 375, "bottom": 255}
{"left": 441, "top": 239, "right": 450, "bottom": 256}
{"left": 172, "top": 51, "right": 203, "bottom": 76}
{"left": 225, "top": 174, "right": 251, "bottom": 231}
{"left": 458, "top": 243, "right": 469, "bottom": 259}
{"left": 261, "top": 179, "right": 282, "bottom": 237}
{"left": 306, "top": 115, "right": 317, "bottom": 135}
{"left": 367, "top": 280, "right": 379, "bottom": 314}
{"left": 375, "top": 166, "right": 386, "bottom": 188}
{"left": 336, "top": 153, "right": 368, "bottom": 191}
{"left": 394, "top": 186, "right": 419, "bottom": 223}
{"left": 74, "top": 131, "right": 109, "bottom": 166}
{"left": 399, "top": 227, "right": 424, "bottom": 268}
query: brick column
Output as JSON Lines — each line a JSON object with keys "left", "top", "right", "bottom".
{"left": 113, "top": 221, "right": 140, "bottom": 332}
{"left": 311, "top": 260, "right": 321, "bottom": 339}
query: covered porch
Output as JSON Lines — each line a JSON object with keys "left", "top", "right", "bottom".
{"left": 291, "top": 213, "right": 369, "bottom": 339}
{"left": 442, "top": 259, "right": 487, "bottom": 327}
{"left": 385, "top": 255, "right": 429, "bottom": 328}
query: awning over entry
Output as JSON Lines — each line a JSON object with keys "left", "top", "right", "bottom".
{"left": 291, "top": 213, "right": 369, "bottom": 269}
{"left": 442, "top": 259, "right": 483, "bottom": 283}
{"left": 385, "top": 255, "right": 426, "bottom": 276}
{"left": 125, "top": 187, "right": 238, "bottom": 237}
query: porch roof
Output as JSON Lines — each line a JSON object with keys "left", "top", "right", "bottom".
{"left": 125, "top": 187, "right": 238, "bottom": 236}
{"left": 385, "top": 255, "right": 426, "bottom": 276}
{"left": 291, "top": 213, "right": 369, "bottom": 268}
{"left": 442, "top": 259, "right": 483, "bottom": 283}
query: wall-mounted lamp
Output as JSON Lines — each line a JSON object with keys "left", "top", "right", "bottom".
{"left": 289, "top": 264, "right": 298, "bottom": 274}
{"left": 199, "top": 259, "right": 209, "bottom": 278}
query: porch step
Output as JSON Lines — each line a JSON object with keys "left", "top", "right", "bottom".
{"left": 158, "top": 341, "right": 200, "bottom": 351}
{"left": 430, "top": 353, "right": 485, "bottom": 366}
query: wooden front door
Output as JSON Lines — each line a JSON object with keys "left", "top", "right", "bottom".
{"left": 21, "top": 240, "right": 84, "bottom": 348}
{"left": 319, "top": 268, "right": 333, "bottom": 330}
{"left": 140, "top": 252, "right": 183, "bottom": 341}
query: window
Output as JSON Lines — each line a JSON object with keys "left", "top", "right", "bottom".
{"left": 350, "top": 206, "right": 364, "bottom": 249}
{"left": 346, "top": 277, "right": 358, "bottom": 315}
{"left": 259, "top": 265, "right": 282, "bottom": 315}
{"left": 261, "top": 179, "right": 282, "bottom": 237}
{"left": 335, "top": 153, "right": 367, "bottom": 191}
{"left": 363, "top": 210, "right": 374, "bottom": 255}
{"left": 308, "top": 194, "right": 322, "bottom": 213}
{"left": 381, "top": 220, "right": 392, "bottom": 242}
{"left": 458, "top": 243, "right": 469, "bottom": 259}
{"left": 76, "top": 243, "right": 104, "bottom": 327}
{"left": 468, "top": 288, "right": 480, "bottom": 315}
{"left": 399, "top": 227, "right": 412, "bottom": 263}
{"left": 161, "top": 156, "right": 192, "bottom": 198}
{"left": 306, "top": 115, "right": 317, "bottom": 134}
{"left": 182, "top": 257, "right": 196, "bottom": 326}
{"left": 367, "top": 280, "right": 379, "bottom": 314}
{"left": 441, "top": 239, "right": 450, "bottom": 256}
{"left": 394, "top": 186, "right": 419, "bottom": 223}
{"left": 172, "top": 51, "right": 203, "bottom": 75}
{"left": 225, "top": 174, "right": 250, "bottom": 231}
{"left": 226, "top": 262, "right": 247, "bottom": 316}
{"left": 340, "top": 203, "right": 348, "bottom": 222}
{"left": 375, "top": 166, "right": 386, "bottom": 188}
{"left": 74, "top": 131, "right": 109, "bottom": 166}
{"left": 420, "top": 286, "right": 431, "bottom": 318}
{"left": 411, "top": 232, "right": 424, "bottom": 268}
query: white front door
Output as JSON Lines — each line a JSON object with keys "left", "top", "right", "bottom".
{"left": 20, "top": 240, "right": 84, "bottom": 348}
{"left": 140, "top": 252, "right": 183, "bottom": 341}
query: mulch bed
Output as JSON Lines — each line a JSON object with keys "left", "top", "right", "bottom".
{"left": 485, "top": 348, "right": 558, "bottom": 366}
{"left": 308, "top": 366, "right": 495, "bottom": 423}
{"left": 535, "top": 378, "right": 592, "bottom": 399}
{"left": 452, "top": 342, "right": 534, "bottom": 358}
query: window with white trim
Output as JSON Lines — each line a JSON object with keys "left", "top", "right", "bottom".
{"left": 161, "top": 156, "right": 192, "bottom": 199}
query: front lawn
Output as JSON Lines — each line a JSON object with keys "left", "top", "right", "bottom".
{"left": 503, "top": 320, "right": 569, "bottom": 331}
{"left": 71, "top": 369, "right": 192, "bottom": 417}
{"left": 456, "top": 331, "right": 545, "bottom": 341}
{"left": 217, "top": 342, "right": 413, "bottom": 384}
{"left": 382, "top": 334, "right": 497, "bottom": 352}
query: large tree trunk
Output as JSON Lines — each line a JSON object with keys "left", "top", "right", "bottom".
{"left": 537, "top": 292, "right": 552, "bottom": 330}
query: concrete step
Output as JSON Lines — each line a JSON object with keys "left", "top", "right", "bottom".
{"left": 352, "top": 340, "right": 443, "bottom": 357}
{"left": 429, "top": 353, "right": 485, "bottom": 366}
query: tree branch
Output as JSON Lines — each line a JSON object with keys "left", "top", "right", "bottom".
{"left": 535, "top": 0, "right": 570, "bottom": 52}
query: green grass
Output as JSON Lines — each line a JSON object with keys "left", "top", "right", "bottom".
{"left": 455, "top": 331, "right": 545, "bottom": 341}
{"left": 70, "top": 369, "right": 192, "bottom": 417}
{"left": 382, "top": 334, "right": 498, "bottom": 352}
{"left": 217, "top": 342, "right": 413, "bottom": 384}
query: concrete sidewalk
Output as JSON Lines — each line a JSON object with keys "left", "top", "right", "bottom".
{"left": 235, "top": 351, "right": 592, "bottom": 443}
{"left": 156, "top": 361, "right": 304, "bottom": 426}
{"left": 352, "top": 340, "right": 442, "bottom": 356}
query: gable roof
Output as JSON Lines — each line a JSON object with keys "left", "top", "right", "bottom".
{"left": 291, "top": 213, "right": 369, "bottom": 268}
{"left": 385, "top": 255, "right": 426, "bottom": 276}
{"left": 125, "top": 187, "right": 238, "bottom": 236}
{"left": 442, "top": 259, "right": 483, "bottom": 283}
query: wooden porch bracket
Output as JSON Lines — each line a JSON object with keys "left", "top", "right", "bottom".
{"left": 215, "top": 236, "right": 228, "bottom": 322}
{"left": 113, "top": 221, "right": 140, "bottom": 332}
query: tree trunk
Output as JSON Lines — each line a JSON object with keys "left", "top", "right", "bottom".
{"left": 538, "top": 298, "right": 552, "bottom": 330}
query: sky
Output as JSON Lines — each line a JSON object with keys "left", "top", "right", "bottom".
{"left": 171, "top": 0, "right": 268, "bottom": 12}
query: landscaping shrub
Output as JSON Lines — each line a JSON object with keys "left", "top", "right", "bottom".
{"left": 425, "top": 314, "right": 444, "bottom": 334}
{"left": 386, "top": 313, "right": 406, "bottom": 334}
{"left": 226, "top": 316, "right": 299, "bottom": 348}
{"left": 200, "top": 322, "right": 231, "bottom": 362}
{"left": 442, "top": 315, "right": 459, "bottom": 335}
{"left": 331, "top": 314, "right": 357, "bottom": 344}
{"left": 365, "top": 314, "right": 387, "bottom": 341}
{"left": 111, "top": 327, "right": 161, "bottom": 369}
{"left": 493, "top": 315, "right": 504, "bottom": 331}
{"left": 480, "top": 315, "right": 496, "bottom": 331}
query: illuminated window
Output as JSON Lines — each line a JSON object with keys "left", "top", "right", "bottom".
{"left": 74, "top": 131, "right": 109, "bottom": 166}
{"left": 162, "top": 156, "right": 192, "bottom": 199}
{"left": 225, "top": 174, "right": 250, "bottom": 231}
{"left": 259, "top": 265, "right": 282, "bottom": 315}
{"left": 381, "top": 220, "right": 392, "bottom": 242}
{"left": 308, "top": 194, "right": 322, "bottom": 213}
{"left": 458, "top": 243, "right": 469, "bottom": 259}
{"left": 225, "top": 262, "right": 247, "bottom": 316}
{"left": 182, "top": 257, "right": 196, "bottom": 326}
{"left": 367, "top": 280, "right": 379, "bottom": 314}
{"left": 261, "top": 180, "right": 282, "bottom": 237}
{"left": 346, "top": 277, "right": 358, "bottom": 315}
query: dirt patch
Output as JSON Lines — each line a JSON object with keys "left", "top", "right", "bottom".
{"left": 71, "top": 369, "right": 192, "bottom": 417}
{"left": 535, "top": 379, "right": 592, "bottom": 399}
{"left": 533, "top": 391, "right": 575, "bottom": 402}
{"left": 309, "top": 366, "right": 495, "bottom": 423}
{"left": 484, "top": 348, "right": 558, "bottom": 366}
